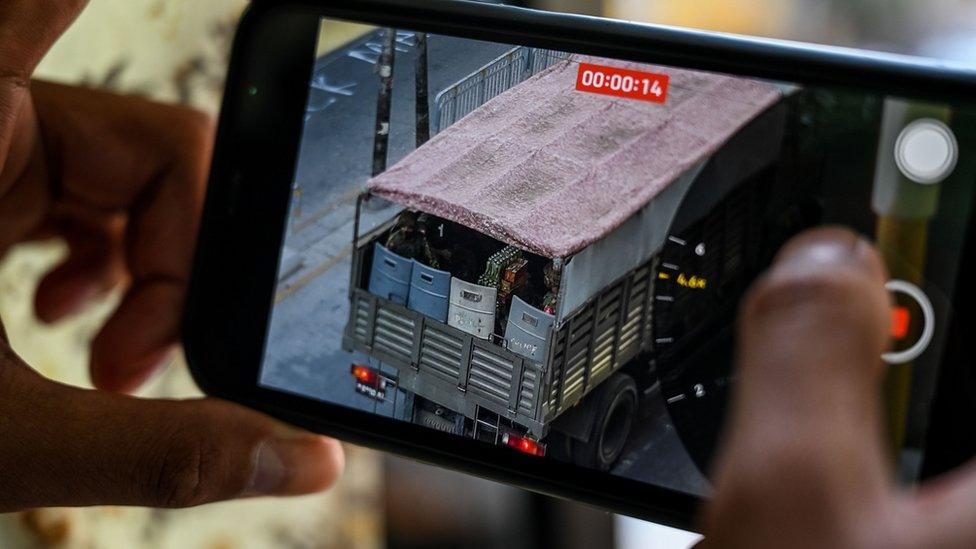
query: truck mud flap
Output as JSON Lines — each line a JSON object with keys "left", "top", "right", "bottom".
{"left": 415, "top": 407, "right": 463, "bottom": 435}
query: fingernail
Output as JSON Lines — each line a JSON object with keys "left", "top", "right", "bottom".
{"left": 851, "top": 237, "right": 885, "bottom": 276}
{"left": 777, "top": 229, "right": 881, "bottom": 277}
{"left": 245, "top": 433, "right": 344, "bottom": 497}
{"left": 246, "top": 439, "right": 293, "bottom": 496}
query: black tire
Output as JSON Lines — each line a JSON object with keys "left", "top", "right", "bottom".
{"left": 572, "top": 373, "right": 639, "bottom": 471}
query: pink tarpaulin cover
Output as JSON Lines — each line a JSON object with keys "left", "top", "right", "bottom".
{"left": 367, "top": 56, "right": 782, "bottom": 258}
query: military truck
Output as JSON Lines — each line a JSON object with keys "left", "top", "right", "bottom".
{"left": 343, "top": 54, "right": 790, "bottom": 470}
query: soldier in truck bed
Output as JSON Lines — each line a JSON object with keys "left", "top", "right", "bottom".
{"left": 541, "top": 261, "right": 561, "bottom": 315}
{"left": 386, "top": 211, "right": 449, "bottom": 269}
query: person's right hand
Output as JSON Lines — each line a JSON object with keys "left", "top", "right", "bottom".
{"left": 702, "top": 228, "right": 976, "bottom": 548}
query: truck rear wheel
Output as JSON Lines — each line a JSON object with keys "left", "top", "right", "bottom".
{"left": 572, "top": 373, "right": 638, "bottom": 471}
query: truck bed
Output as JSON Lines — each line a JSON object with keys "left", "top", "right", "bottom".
{"left": 344, "top": 240, "right": 657, "bottom": 439}
{"left": 344, "top": 286, "right": 548, "bottom": 437}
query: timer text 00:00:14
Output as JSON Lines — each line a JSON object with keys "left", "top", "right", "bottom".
{"left": 575, "top": 63, "right": 670, "bottom": 104}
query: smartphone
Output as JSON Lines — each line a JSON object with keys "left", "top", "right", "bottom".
{"left": 185, "top": 0, "right": 976, "bottom": 528}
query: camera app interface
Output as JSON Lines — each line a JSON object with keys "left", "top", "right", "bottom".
{"left": 260, "top": 19, "right": 976, "bottom": 496}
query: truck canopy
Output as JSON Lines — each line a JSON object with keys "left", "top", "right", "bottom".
{"left": 367, "top": 55, "right": 783, "bottom": 259}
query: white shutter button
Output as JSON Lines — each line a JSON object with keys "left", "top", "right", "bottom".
{"left": 894, "top": 119, "right": 959, "bottom": 185}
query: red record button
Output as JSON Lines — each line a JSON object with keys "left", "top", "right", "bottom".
{"left": 883, "top": 280, "right": 935, "bottom": 365}
{"left": 890, "top": 306, "right": 911, "bottom": 341}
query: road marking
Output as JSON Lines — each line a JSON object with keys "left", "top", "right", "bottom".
{"left": 348, "top": 45, "right": 382, "bottom": 65}
{"left": 655, "top": 337, "right": 674, "bottom": 344}
{"left": 293, "top": 185, "right": 363, "bottom": 233}
{"left": 310, "top": 75, "right": 358, "bottom": 96}
{"left": 667, "top": 394, "right": 686, "bottom": 404}
{"left": 275, "top": 245, "right": 353, "bottom": 304}
{"left": 668, "top": 236, "right": 687, "bottom": 246}
{"left": 655, "top": 295, "right": 674, "bottom": 303}
{"left": 347, "top": 32, "right": 417, "bottom": 65}
{"left": 306, "top": 97, "right": 337, "bottom": 115}
{"left": 662, "top": 263, "right": 679, "bottom": 271}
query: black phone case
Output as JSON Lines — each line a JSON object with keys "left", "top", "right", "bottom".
{"left": 184, "top": 0, "right": 976, "bottom": 530}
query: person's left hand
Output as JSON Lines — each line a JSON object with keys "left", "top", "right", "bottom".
{"left": 0, "top": 1, "right": 344, "bottom": 512}
{"left": 0, "top": 6, "right": 214, "bottom": 392}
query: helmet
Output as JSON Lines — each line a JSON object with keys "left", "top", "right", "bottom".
{"left": 397, "top": 211, "right": 418, "bottom": 230}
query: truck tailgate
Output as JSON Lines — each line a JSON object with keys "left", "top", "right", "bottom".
{"left": 345, "top": 288, "right": 549, "bottom": 437}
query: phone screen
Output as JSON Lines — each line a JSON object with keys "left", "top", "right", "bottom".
{"left": 259, "top": 18, "right": 975, "bottom": 497}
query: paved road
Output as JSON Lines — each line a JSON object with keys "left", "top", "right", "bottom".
{"left": 614, "top": 384, "right": 711, "bottom": 495}
{"left": 260, "top": 29, "right": 711, "bottom": 497}
{"left": 294, "top": 31, "right": 512, "bottom": 217}
{"left": 279, "top": 30, "right": 514, "bottom": 285}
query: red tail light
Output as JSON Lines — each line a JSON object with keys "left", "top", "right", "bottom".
{"left": 502, "top": 433, "right": 546, "bottom": 457}
{"left": 351, "top": 364, "right": 378, "bottom": 385}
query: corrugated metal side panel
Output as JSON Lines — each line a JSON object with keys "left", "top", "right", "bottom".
{"left": 467, "top": 346, "right": 516, "bottom": 406}
{"left": 373, "top": 305, "right": 416, "bottom": 362}
{"left": 549, "top": 258, "right": 655, "bottom": 419}
{"left": 352, "top": 295, "right": 371, "bottom": 342}
{"left": 622, "top": 264, "right": 654, "bottom": 361}
{"left": 518, "top": 366, "right": 540, "bottom": 415}
{"left": 619, "top": 264, "right": 650, "bottom": 359}
{"left": 723, "top": 187, "right": 750, "bottom": 281}
{"left": 548, "top": 329, "right": 568, "bottom": 413}
{"left": 643, "top": 259, "right": 657, "bottom": 346}
{"left": 559, "top": 307, "right": 593, "bottom": 410}
{"left": 419, "top": 324, "right": 463, "bottom": 383}
{"left": 590, "top": 285, "right": 622, "bottom": 386}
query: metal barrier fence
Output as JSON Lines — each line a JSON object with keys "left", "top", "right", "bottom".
{"left": 432, "top": 47, "right": 570, "bottom": 135}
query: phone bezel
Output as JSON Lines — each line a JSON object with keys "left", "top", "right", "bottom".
{"left": 184, "top": 0, "right": 976, "bottom": 530}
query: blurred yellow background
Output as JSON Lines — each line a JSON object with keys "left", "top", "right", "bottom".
{"left": 606, "top": 0, "right": 789, "bottom": 36}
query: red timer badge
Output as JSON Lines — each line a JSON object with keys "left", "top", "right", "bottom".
{"left": 576, "top": 62, "right": 670, "bottom": 104}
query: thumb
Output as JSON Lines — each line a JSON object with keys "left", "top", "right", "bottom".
{"left": 0, "top": 350, "right": 343, "bottom": 511}
{"left": 703, "top": 227, "right": 894, "bottom": 546}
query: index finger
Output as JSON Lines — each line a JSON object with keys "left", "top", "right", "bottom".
{"left": 29, "top": 82, "right": 213, "bottom": 392}
{"left": 90, "top": 104, "right": 213, "bottom": 392}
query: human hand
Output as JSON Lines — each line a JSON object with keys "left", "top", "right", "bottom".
{"left": 1, "top": 0, "right": 210, "bottom": 391}
{"left": 702, "top": 228, "right": 973, "bottom": 548}
{"left": 0, "top": 0, "right": 343, "bottom": 510}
